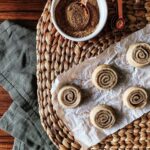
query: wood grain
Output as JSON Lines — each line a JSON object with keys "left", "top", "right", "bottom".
{"left": 0, "top": 12, "right": 42, "bottom": 20}
{"left": 0, "top": 0, "right": 46, "bottom": 18}
{"left": 0, "top": 0, "right": 47, "bottom": 149}
{"left": 0, "top": 87, "right": 13, "bottom": 150}
{"left": 0, "top": 0, "right": 47, "bottom": 29}
{"left": 0, "top": 1, "right": 46, "bottom": 11}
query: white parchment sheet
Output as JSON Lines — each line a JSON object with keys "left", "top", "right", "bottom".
{"left": 51, "top": 25, "right": 150, "bottom": 149}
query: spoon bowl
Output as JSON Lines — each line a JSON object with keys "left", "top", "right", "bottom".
{"left": 66, "top": 2, "right": 90, "bottom": 31}
{"left": 116, "top": 17, "right": 125, "bottom": 30}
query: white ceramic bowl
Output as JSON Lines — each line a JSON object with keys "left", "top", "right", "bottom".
{"left": 51, "top": 0, "right": 108, "bottom": 42}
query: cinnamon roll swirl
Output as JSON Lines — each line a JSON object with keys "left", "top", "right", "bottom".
{"left": 92, "top": 64, "right": 118, "bottom": 90}
{"left": 123, "top": 87, "right": 148, "bottom": 109}
{"left": 58, "top": 85, "right": 81, "bottom": 108}
{"left": 90, "top": 105, "right": 116, "bottom": 129}
{"left": 127, "top": 43, "right": 150, "bottom": 67}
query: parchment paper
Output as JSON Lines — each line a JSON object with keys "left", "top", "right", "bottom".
{"left": 51, "top": 25, "right": 150, "bottom": 149}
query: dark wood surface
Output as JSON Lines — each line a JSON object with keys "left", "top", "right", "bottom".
{"left": 0, "top": 0, "right": 47, "bottom": 29}
{"left": 0, "top": 87, "right": 13, "bottom": 150}
{"left": 0, "top": 0, "right": 47, "bottom": 149}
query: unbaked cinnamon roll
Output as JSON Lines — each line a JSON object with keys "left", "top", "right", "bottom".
{"left": 123, "top": 87, "right": 148, "bottom": 109}
{"left": 58, "top": 85, "right": 81, "bottom": 108}
{"left": 92, "top": 64, "right": 118, "bottom": 90}
{"left": 90, "top": 105, "right": 116, "bottom": 129}
{"left": 126, "top": 43, "right": 150, "bottom": 67}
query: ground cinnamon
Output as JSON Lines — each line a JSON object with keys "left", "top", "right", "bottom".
{"left": 55, "top": 0, "right": 99, "bottom": 38}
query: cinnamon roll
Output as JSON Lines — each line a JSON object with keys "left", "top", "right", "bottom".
{"left": 123, "top": 87, "right": 148, "bottom": 109}
{"left": 58, "top": 85, "right": 81, "bottom": 108}
{"left": 90, "top": 105, "right": 116, "bottom": 129}
{"left": 126, "top": 43, "right": 150, "bottom": 67}
{"left": 92, "top": 64, "right": 118, "bottom": 90}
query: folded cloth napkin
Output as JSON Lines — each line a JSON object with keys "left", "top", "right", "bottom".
{"left": 0, "top": 21, "right": 57, "bottom": 150}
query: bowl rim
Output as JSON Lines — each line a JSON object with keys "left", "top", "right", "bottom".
{"left": 51, "top": 0, "right": 108, "bottom": 42}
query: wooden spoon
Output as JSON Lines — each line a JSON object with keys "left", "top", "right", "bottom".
{"left": 81, "top": 0, "right": 88, "bottom": 6}
{"left": 135, "top": 0, "right": 140, "bottom": 3}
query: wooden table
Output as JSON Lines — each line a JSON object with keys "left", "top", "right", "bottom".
{"left": 0, "top": 0, "right": 46, "bottom": 149}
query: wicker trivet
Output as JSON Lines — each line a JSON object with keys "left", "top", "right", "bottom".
{"left": 36, "top": 0, "right": 150, "bottom": 149}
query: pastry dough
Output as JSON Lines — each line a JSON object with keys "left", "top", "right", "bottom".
{"left": 90, "top": 105, "right": 116, "bottom": 129}
{"left": 123, "top": 87, "right": 148, "bottom": 109}
{"left": 126, "top": 43, "right": 150, "bottom": 67}
{"left": 92, "top": 64, "right": 118, "bottom": 90}
{"left": 58, "top": 85, "right": 81, "bottom": 108}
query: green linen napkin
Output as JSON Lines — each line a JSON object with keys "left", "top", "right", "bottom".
{"left": 0, "top": 21, "right": 57, "bottom": 150}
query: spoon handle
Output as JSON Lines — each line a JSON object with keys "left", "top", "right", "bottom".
{"left": 81, "top": 0, "right": 88, "bottom": 6}
{"left": 118, "top": 0, "right": 123, "bottom": 18}
{"left": 135, "top": 0, "right": 140, "bottom": 3}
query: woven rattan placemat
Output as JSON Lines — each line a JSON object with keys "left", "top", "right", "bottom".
{"left": 36, "top": 0, "right": 150, "bottom": 149}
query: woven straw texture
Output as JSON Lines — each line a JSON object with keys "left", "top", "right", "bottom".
{"left": 36, "top": 0, "right": 150, "bottom": 149}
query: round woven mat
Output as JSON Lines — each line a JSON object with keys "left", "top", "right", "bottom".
{"left": 36, "top": 0, "right": 150, "bottom": 149}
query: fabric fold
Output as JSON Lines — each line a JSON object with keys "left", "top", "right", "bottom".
{"left": 0, "top": 102, "right": 55, "bottom": 150}
{"left": 0, "top": 21, "right": 56, "bottom": 150}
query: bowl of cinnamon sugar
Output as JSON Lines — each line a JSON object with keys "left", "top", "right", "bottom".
{"left": 51, "top": 0, "right": 108, "bottom": 42}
